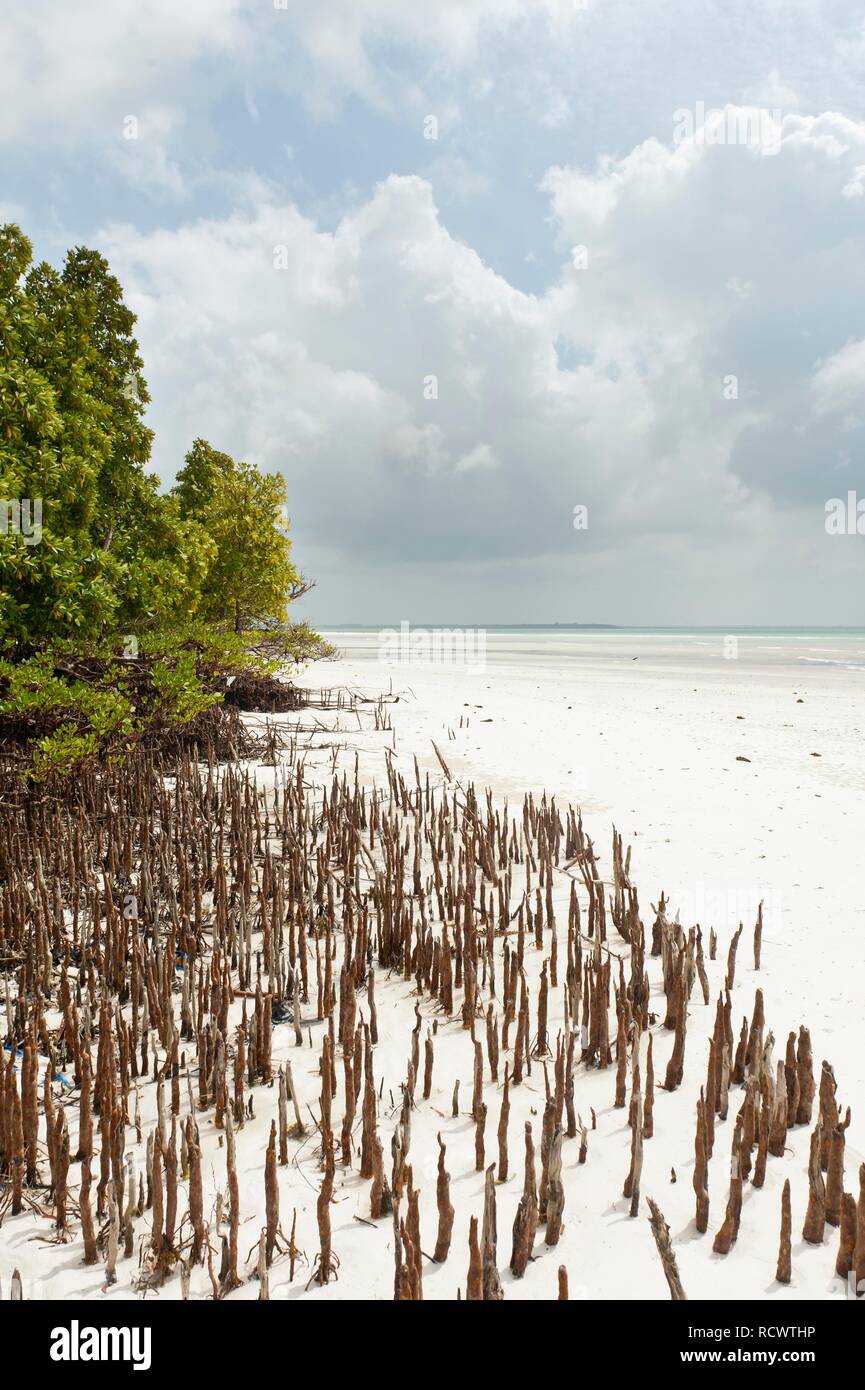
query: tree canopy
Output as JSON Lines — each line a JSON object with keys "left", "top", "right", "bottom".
{"left": 0, "top": 223, "right": 302, "bottom": 652}
{"left": 0, "top": 223, "right": 327, "bottom": 778}
{"left": 174, "top": 439, "right": 301, "bottom": 632}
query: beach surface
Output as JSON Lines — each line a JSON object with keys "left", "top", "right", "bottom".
{"left": 3, "top": 627, "right": 863, "bottom": 1303}
{"left": 309, "top": 626, "right": 865, "bottom": 1299}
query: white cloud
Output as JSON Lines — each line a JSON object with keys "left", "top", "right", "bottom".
{"left": 743, "top": 67, "right": 800, "bottom": 111}
{"left": 7, "top": 0, "right": 865, "bottom": 620}
{"left": 110, "top": 107, "right": 188, "bottom": 200}
{"left": 542, "top": 137, "right": 698, "bottom": 233}
{"left": 0, "top": 0, "right": 574, "bottom": 152}
{"left": 0, "top": 1, "right": 245, "bottom": 147}
{"left": 810, "top": 339, "right": 865, "bottom": 419}
{"left": 455, "top": 443, "right": 499, "bottom": 473}
{"left": 92, "top": 103, "right": 865, "bottom": 620}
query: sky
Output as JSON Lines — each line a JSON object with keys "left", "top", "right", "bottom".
{"left": 4, "top": 0, "right": 865, "bottom": 625}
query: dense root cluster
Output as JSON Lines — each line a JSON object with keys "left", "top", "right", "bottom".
{"left": 0, "top": 691, "right": 861, "bottom": 1302}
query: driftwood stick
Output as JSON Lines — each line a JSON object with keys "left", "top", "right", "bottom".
{"left": 837, "top": 1192, "right": 857, "bottom": 1284}
{"left": 775, "top": 1178, "right": 792, "bottom": 1284}
{"left": 693, "top": 1091, "right": 709, "bottom": 1234}
{"left": 466, "top": 1215, "right": 482, "bottom": 1300}
{"left": 801, "top": 1122, "right": 826, "bottom": 1245}
{"left": 510, "top": 1121, "right": 538, "bottom": 1277}
{"left": 647, "top": 1197, "right": 686, "bottom": 1300}
{"left": 853, "top": 1163, "right": 865, "bottom": 1298}
{"left": 433, "top": 1133, "right": 454, "bottom": 1263}
{"left": 481, "top": 1165, "right": 504, "bottom": 1300}
{"left": 545, "top": 1126, "right": 565, "bottom": 1243}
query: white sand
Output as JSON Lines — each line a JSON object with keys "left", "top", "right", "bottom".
{"left": 3, "top": 629, "right": 863, "bottom": 1302}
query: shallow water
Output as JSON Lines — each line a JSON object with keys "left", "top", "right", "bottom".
{"left": 320, "top": 625, "right": 865, "bottom": 672}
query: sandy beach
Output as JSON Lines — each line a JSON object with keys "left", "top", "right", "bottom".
{"left": 3, "top": 628, "right": 861, "bottom": 1304}
{"left": 10, "top": 1, "right": 865, "bottom": 1354}
{"left": 300, "top": 626, "right": 865, "bottom": 1300}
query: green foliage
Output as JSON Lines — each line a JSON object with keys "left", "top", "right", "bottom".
{"left": 0, "top": 617, "right": 327, "bottom": 780}
{"left": 173, "top": 439, "right": 300, "bottom": 632}
{"left": 0, "top": 651, "right": 137, "bottom": 777}
{"left": 0, "top": 226, "right": 300, "bottom": 651}
{"left": 0, "top": 223, "right": 326, "bottom": 777}
{"left": 0, "top": 636, "right": 222, "bottom": 779}
{"left": 0, "top": 224, "right": 160, "bottom": 646}
{"left": 245, "top": 620, "right": 337, "bottom": 666}
{"left": 148, "top": 649, "right": 221, "bottom": 724}
{"left": 32, "top": 725, "right": 101, "bottom": 780}
{"left": 137, "top": 623, "right": 255, "bottom": 668}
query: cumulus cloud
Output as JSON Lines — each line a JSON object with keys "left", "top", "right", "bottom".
{"left": 7, "top": 1, "right": 865, "bottom": 619}
{"left": 92, "top": 103, "right": 865, "bottom": 621}
{"left": 811, "top": 339, "right": 865, "bottom": 419}
{"left": 455, "top": 444, "right": 499, "bottom": 473}
{"left": 0, "top": 0, "right": 246, "bottom": 147}
{"left": 0, "top": 0, "right": 578, "bottom": 150}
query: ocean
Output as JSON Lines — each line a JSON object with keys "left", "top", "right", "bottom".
{"left": 318, "top": 625, "right": 865, "bottom": 672}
